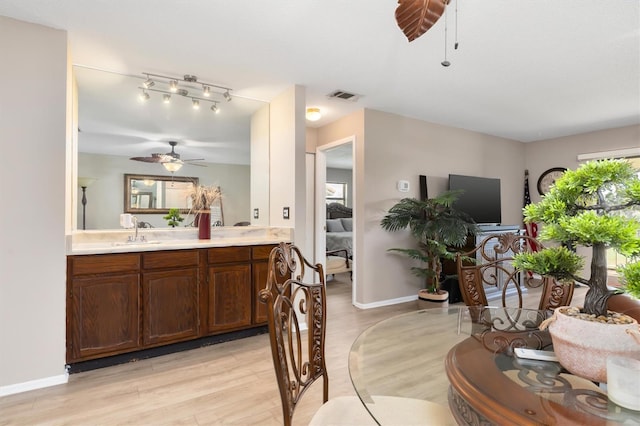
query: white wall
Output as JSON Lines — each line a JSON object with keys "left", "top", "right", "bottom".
{"left": 0, "top": 17, "right": 69, "bottom": 392}
{"left": 269, "top": 86, "right": 307, "bottom": 250}
{"left": 78, "top": 153, "right": 250, "bottom": 228}
{"left": 251, "top": 104, "right": 270, "bottom": 226}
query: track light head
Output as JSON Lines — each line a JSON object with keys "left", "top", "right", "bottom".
{"left": 203, "top": 85, "right": 211, "bottom": 97}
{"left": 143, "top": 78, "right": 155, "bottom": 89}
{"left": 177, "top": 89, "right": 188, "bottom": 97}
{"left": 139, "top": 90, "right": 150, "bottom": 101}
{"left": 169, "top": 80, "right": 178, "bottom": 92}
{"left": 162, "top": 94, "right": 171, "bottom": 103}
{"left": 223, "top": 91, "right": 232, "bottom": 102}
{"left": 211, "top": 104, "right": 219, "bottom": 113}
{"left": 192, "top": 99, "right": 200, "bottom": 109}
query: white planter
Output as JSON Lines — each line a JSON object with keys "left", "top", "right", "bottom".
{"left": 545, "top": 307, "right": 640, "bottom": 383}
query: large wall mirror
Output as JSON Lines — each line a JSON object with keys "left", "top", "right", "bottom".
{"left": 74, "top": 65, "right": 269, "bottom": 230}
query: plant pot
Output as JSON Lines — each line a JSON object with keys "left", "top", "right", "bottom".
{"left": 543, "top": 306, "right": 640, "bottom": 383}
{"left": 418, "top": 289, "right": 449, "bottom": 308}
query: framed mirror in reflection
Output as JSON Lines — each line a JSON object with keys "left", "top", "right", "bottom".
{"left": 124, "top": 174, "right": 198, "bottom": 214}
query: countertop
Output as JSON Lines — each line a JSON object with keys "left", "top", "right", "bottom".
{"left": 67, "top": 226, "right": 293, "bottom": 255}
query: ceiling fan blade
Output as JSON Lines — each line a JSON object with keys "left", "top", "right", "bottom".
{"left": 185, "top": 162, "right": 208, "bottom": 167}
{"left": 130, "top": 156, "right": 162, "bottom": 163}
{"left": 182, "top": 158, "right": 205, "bottom": 162}
{"left": 396, "top": 0, "right": 448, "bottom": 42}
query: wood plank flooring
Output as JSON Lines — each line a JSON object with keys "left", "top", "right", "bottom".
{"left": 0, "top": 276, "right": 586, "bottom": 425}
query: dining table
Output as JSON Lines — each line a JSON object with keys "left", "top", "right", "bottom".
{"left": 348, "top": 305, "right": 640, "bottom": 425}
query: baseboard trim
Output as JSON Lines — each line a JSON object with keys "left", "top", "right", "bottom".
{"left": 353, "top": 294, "right": 418, "bottom": 310}
{"left": 0, "top": 373, "right": 69, "bottom": 397}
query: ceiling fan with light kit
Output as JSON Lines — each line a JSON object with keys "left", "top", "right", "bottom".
{"left": 130, "top": 141, "right": 205, "bottom": 172}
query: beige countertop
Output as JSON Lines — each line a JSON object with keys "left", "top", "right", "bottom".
{"left": 67, "top": 226, "right": 293, "bottom": 255}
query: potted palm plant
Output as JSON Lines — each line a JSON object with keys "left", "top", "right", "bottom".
{"left": 381, "top": 191, "right": 478, "bottom": 303}
{"left": 513, "top": 158, "right": 640, "bottom": 382}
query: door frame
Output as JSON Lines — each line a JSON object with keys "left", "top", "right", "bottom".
{"left": 315, "top": 136, "right": 356, "bottom": 305}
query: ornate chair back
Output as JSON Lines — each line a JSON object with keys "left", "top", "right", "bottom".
{"left": 455, "top": 232, "right": 574, "bottom": 312}
{"left": 259, "top": 242, "right": 328, "bottom": 426}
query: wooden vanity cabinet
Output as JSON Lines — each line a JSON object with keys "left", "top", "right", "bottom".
{"left": 67, "top": 243, "right": 279, "bottom": 364}
{"left": 141, "top": 250, "right": 200, "bottom": 346}
{"left": 67, "top": 254, "right": 141, "bottom": 363}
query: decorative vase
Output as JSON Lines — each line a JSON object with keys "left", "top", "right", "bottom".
{"left": 543, "top": 306, "right": 640, "bottom": 383}
{"left": 198, "top": 210, "right": 211, "bottom": 239}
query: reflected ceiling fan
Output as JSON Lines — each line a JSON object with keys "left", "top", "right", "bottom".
{"left": 130, "top": 141, "right": 205, "bottom": 172}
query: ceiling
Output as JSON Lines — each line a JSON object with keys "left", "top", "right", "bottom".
{"left": 1, "top": 0, "right": 639, "bottom": 158}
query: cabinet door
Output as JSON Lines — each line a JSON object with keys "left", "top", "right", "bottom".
{"left": 142, "top": 268, "right": 200, "bottom": 346}
{"left": 207, "top": 264, "right": 252, "bottom": 332}
{"left": 253, "top": 260, "right": 269, "bottom": 324}
{"left": 68, "top": 274, "right": 140, "bottom": 362}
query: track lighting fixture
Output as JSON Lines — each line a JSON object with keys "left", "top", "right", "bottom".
{"left": 138, "top": 71, "right": 232, "bottom": 114}
{"left": 143, "top": 77, "right": 155, "bottom": 88}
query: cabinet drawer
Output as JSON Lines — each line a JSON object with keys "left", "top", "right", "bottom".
{"left": 142, "top": 249, "right": 199, "bottom": 270}
{"left": 207, "top": 246, "right": 251, "bottom": 264}
{"left": 70, "top": 254, "right": 140, "bottom": 276}
{"left": 252, "top": 245, "right": 276, "bottom": 260}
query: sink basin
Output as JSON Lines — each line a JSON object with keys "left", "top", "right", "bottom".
{"left": 112, "top": 240, "right": 161, "bottom": 247}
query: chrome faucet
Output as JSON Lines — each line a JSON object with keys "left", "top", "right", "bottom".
{"left": 126, "top": 216, "right": 146, "bottom": 243}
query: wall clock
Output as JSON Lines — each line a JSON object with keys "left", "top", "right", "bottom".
{"left": 537, "top": 167, "right": 567, "bottom": 195}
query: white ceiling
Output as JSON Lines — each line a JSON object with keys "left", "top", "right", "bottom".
{"left": 1, "top": 0, "right": 639, "bottom": 162}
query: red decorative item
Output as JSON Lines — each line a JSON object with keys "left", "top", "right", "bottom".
{"left": 198, "top": 211, "right": 211, "bottom": 239}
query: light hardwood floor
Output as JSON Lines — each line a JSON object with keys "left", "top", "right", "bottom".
{"left": 0, "top": 276, "right": 586, "bottom": 425}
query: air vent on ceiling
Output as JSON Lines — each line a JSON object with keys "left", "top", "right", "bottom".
{"left": 327, "top": 90, "right": 361, "bottom": 102}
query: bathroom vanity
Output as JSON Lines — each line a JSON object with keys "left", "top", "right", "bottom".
{"left": 66, "top": 227, "right": 291, "bottom": 365}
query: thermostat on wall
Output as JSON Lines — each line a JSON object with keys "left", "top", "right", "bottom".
{"left": 397, "top": 180, "right": 410, "bottom": 192}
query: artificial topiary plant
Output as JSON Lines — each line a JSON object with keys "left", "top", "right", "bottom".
{"left": 163, "top": 208, "right": 184, "bottom": 228}
{"left": 380, "top": 191, "right": 479, "bottom": 294}
{"left": 515, "top": 159, "right": 640, "bottom": 316}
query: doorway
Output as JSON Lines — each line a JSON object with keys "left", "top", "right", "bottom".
{"left": 316, "top": 137, "right": 355, "bottom": 305}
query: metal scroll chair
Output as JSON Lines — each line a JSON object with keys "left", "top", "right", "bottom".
{"left": 261, "top": 243, "right": 455, "bottom": 425}
{"left": 455, "top": 232, "right": 574, "bottom": 312}
{"left": 259, "top": 243, "right": 375, "bottom": 426}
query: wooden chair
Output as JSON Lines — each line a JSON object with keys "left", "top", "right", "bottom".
{"left": 456, "top": 232, "right": 574, "bottom": 312}
{"left": 260, "top": 243, "right": 455, "bottom": 425}
{"left": 259, "top": 242, "right": 374, "bottom": 425}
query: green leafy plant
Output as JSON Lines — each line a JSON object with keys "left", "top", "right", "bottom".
{"left": 515, "top": 159, "right": 640, "bottom": 316}
{"left": 619, "top": 261, "right": 640, "bottom": 299}
{"left": 380, "top": 191, "right": 478, "bottom": 293}
{"left": 163, "top": 208, "right": 184, "bottom": 228}
{"left": 513, "top": 246, "right": 583, "bottom": 281}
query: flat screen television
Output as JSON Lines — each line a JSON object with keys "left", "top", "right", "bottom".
{"left": 448, "top": 174, "right": 502, "bottom": 225}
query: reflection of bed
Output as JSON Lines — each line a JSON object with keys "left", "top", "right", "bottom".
{"left": 326, "top": 203, "right": 353, "bottom": 258}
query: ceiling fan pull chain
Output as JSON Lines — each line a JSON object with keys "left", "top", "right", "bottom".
{"left": 441, "top": 2, "right": 451, "bottom": 67}
{"left": 455, "top": 0, "right": 459, "bottom": 50}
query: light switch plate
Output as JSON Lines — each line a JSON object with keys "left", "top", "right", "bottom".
{"left": 253, "top": 208, "right": 259, "bottom": 219}
{"left": 283, "top": 207, "right": 290, "bottom": 219}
